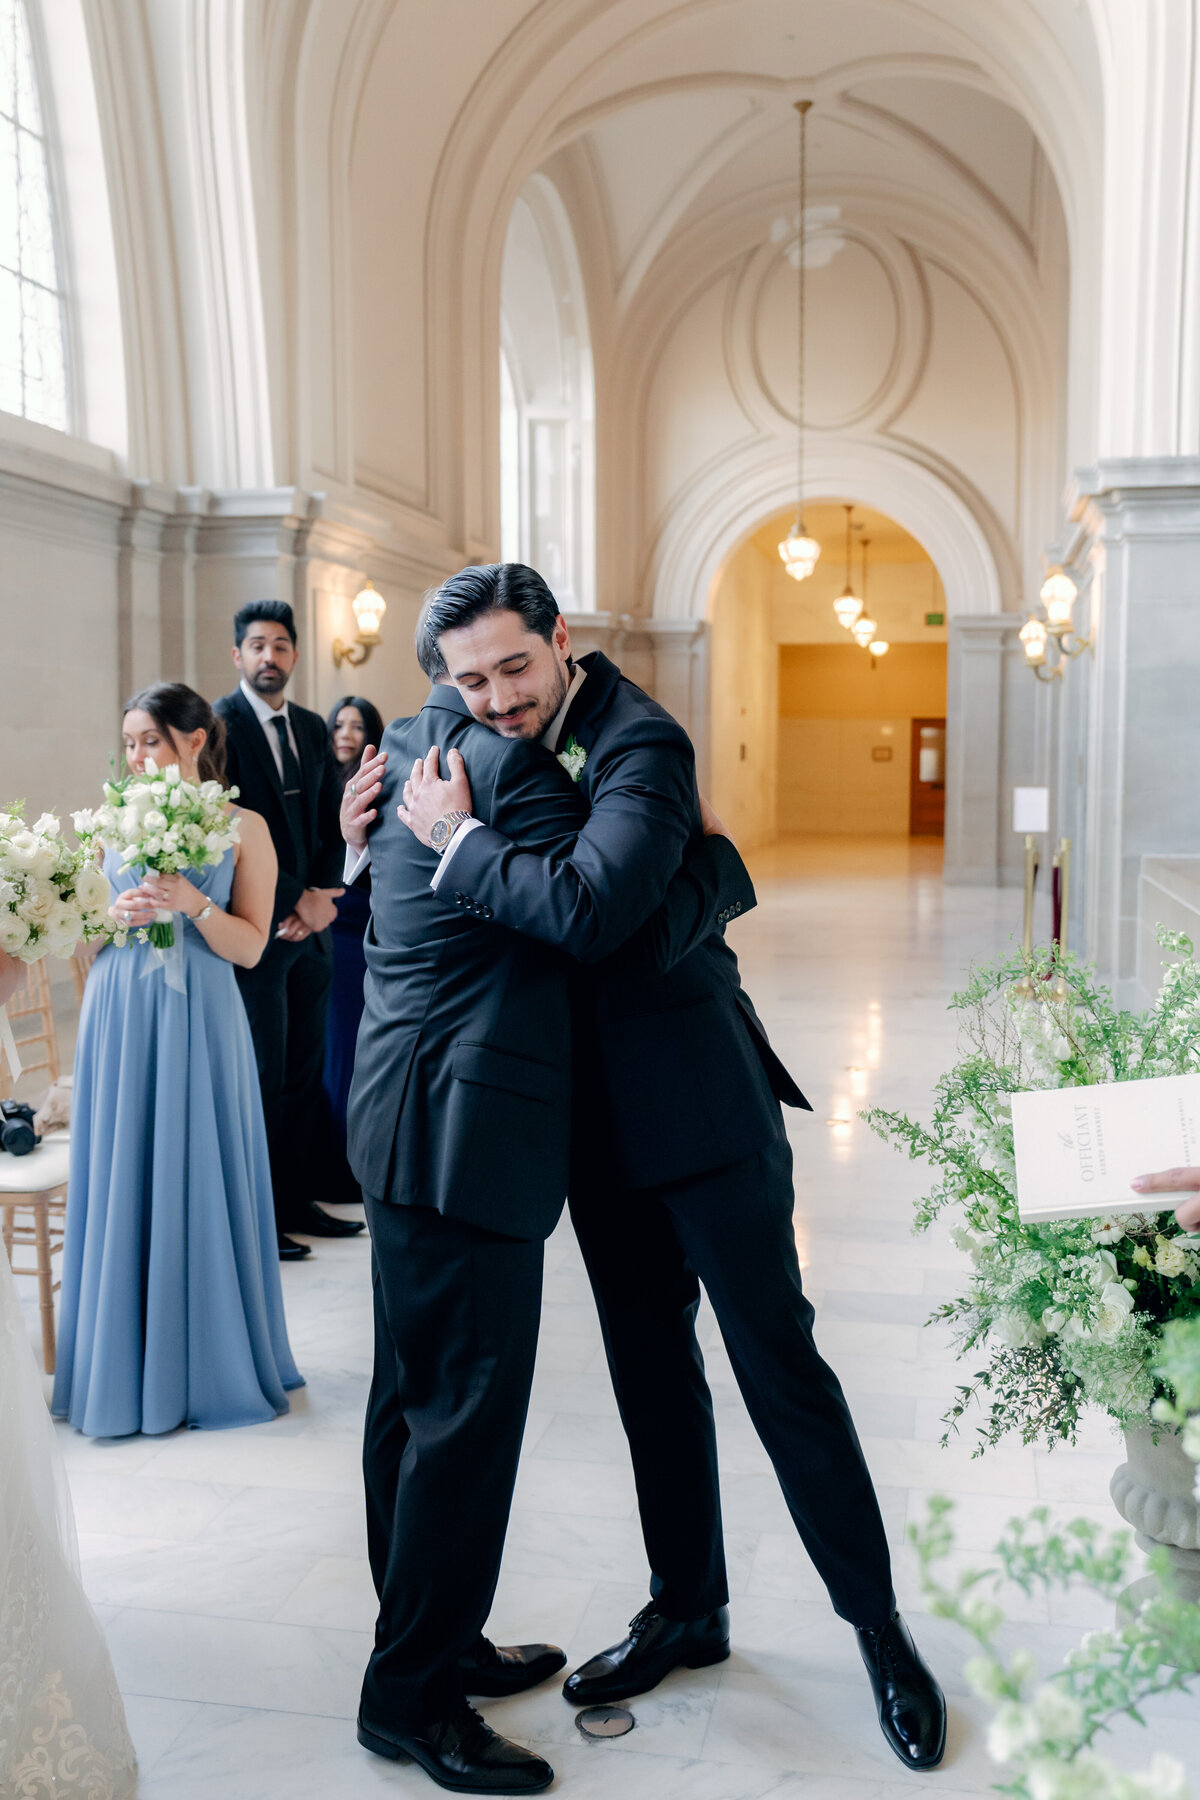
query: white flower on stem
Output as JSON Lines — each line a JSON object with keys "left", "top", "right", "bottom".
{"left": 4, "top": 829, "right": 59, "bottom": 879}
{"left": 1093, "top": 1249, "right": 1121, "bottom": 1284}
{"left": 950, "top": 1225, "right": 986, "bottom": 1262}
{"left": 31, "top": 812, "right": 60, "bottom": 838}
{"left": 162, "top": 764, "right": 181, "bottom": 786}
{"left": 0, "top": 911, "right": 31, "bottom": 952}
{"left": 1028, "top": 1750, "right": 1117, "bottom": 1800}
{"left": 1092, "top": 1282, "right": 1136, "bottom": 1342}
{"left": 1092, "top": 1219, "right": 1126, "bottom": 1245}
{"left": 1153, "top": 1237, "right": 1194, "bottom": 1279}
{"left": 72, "top": 863, "right": 111, "bottom": 918}
{"left": 1123, "top": 1753, "right": 1193, "bottom": 1800}
{"left": 986, "top": 1700, "right": 1040, "bottom": 1764}
{"left": 998, "top": 1311, "right": 1048, "bottom": 1349}
{"left": 142, "top": 809, "right": 168, "bottom": 833}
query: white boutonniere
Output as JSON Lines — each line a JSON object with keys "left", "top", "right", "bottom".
{"left": 557, "top": 735, "right": 587, "bottom": 783}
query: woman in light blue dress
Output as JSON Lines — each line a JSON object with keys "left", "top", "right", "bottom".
{"left": 52, "top": 683, "right": 303, "bottom": 1438}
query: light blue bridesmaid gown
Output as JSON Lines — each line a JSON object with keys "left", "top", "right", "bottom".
{"left": 52, "top": 850, "right": 304, "bottom": 1437}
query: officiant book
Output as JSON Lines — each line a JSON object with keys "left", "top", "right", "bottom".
{"left": 1011, "top": 1073, "right": 1200, "bottom": 1224}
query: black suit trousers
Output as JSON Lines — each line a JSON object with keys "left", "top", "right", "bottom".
{"left": 569, "top": 1130, "right": 895, "bottom": 1629}
{"left": 236, "top": 933, "right": 334, "bottom": 1231}
{"left": 360, "top": 1195, "right": 543, "bottom": 1730}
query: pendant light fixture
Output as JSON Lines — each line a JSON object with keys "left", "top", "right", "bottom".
{"left": 778, "top": 100, "right": 820, "bottom": 583}
{"left": 832, "top": 503, "right": 862, "bottom": 628}
{"left": 850, "top": 535, "right": 877, "bottom": 646}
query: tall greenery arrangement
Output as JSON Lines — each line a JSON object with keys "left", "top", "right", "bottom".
{"left": 866, "top": 933, "right": 1200, "bottom": 1454}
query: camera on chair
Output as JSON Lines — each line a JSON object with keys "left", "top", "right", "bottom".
{"left": 0, "top": 1099, "right": 40, "bottom": 1156}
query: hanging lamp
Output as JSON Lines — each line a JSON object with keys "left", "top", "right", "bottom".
{"left": 778, "top": 100, "right": 820, "bottom": 582}
{"left": 832, "top": 502, "right": 862, "bottom": 628}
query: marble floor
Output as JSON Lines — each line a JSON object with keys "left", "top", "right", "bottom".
{"left": 20, "top": 836, "right": 1200, "bottom": 1798}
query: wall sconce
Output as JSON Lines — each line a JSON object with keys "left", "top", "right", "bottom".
{"left": 333, "top": 578, "right": 387, "bottom": 668}
{"left": 1019, "top": 566, "right": 1092, "bottom": 683}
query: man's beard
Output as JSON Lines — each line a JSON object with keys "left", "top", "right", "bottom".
{"left": 486, "top": 658, "right": 570, "bottom": 742}
{"left": 249, "top": 665, "right": 288, "bottom": 694}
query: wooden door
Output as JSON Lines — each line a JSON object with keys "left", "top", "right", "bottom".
{"left": 909, "top": 718, "right": 946, "bottom": 836}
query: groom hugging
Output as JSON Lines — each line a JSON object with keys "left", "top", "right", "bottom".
{"left": 345, "top": 563, "right": 944, "bottom": 1793}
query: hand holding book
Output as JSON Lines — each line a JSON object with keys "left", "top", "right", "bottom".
{"left": 1130, "top": 1166, "right": 1200, "bottom": 1233}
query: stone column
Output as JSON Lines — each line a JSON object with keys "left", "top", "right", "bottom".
{"left": 944, "top": 614, "right": 1041, "bottom": 887}
{"left": 1070, "top": 459, "right": 1200, "bottom": 993}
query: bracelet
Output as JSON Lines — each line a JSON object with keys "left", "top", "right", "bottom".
{"left": 194, "top": 901, "right": 214, "bottom": 923}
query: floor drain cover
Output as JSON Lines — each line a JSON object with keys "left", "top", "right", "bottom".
{"left": 576, "top": 1705, "right": 636, "bottom": 1739}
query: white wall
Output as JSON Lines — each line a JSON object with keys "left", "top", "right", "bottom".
{"left": 708, "top": 536, "right": 778, "bottom": 849}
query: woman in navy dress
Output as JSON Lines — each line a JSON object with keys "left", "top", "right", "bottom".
{"left": 320, "top": 695, "right": 383, "bottom": 1204}
{"left": 52, "top": 684, "right": 302, "bottom": 1438}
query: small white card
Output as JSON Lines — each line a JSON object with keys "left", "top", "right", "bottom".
{"left": 1011, "top": 1074, "right": 1200, "bottom": 1223}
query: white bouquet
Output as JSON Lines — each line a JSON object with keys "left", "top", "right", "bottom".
{"left": 74, "top": 761, "right": 240, "bottom": 950}
{"left": 0, "top": 804, "right": 113, "bottom": 963}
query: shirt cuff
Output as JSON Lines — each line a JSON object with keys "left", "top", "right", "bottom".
{"left": 344, "top": 845, "right": 371, "bottom": 886}
{"left": 429, "top": 816, "right": 485, "bottom": 890}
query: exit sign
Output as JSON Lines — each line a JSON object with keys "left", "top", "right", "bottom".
{"left": 925, "top": 611, "right": 944, "bottom": 626}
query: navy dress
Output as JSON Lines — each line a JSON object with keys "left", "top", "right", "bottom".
{"left": 321, "top": 875, "right": 370, "bottom": 1199}
{"left": 52, "top": 850, "right": 303, "bottom": 1438}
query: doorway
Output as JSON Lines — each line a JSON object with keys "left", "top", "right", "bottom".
{"left": 910, "top": 718, "right": 946, "bottom": 836}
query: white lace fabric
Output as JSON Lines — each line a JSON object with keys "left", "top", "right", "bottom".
{"left": 0, "top": 1250, "right": 136, "bottom": 1798}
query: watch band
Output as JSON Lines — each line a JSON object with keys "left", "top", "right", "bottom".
{"left": 432, "top": 809, "right": 472, "bottom": 854}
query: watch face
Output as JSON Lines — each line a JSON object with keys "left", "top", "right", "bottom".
{"left": 430, "top": 817, "right": 451, "bottom": 850}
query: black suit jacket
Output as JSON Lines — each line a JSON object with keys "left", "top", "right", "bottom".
{"left": 347, "top": 687, "right": 586, "bottom": 1241}
{"left": 441, "top": 652, "right": 811, "bottom": 1189}
{"left": 215, "top": 686, "right": 344, "bottom": 926}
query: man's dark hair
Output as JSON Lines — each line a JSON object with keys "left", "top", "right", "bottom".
{"left": 234, "top": 599, "right": 297, "bottom": 647}
{"left": 415, "top": 563, "right": 560, "bottom": 681}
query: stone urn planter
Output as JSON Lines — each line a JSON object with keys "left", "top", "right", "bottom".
{"left": 1110, "top": 1426, "right": 1200, "bottom": 1614}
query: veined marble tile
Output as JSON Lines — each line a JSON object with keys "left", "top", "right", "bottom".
{"left": 273, "top": 1553, "right": 376, "bottom": 1631}
{"left": 103, "top": 1606, "right": 370, "bottom": 1716}
{"left": 512, "top": 1453, "right": 639, "bottom": 1519}
{"left": 67, "top": 1469, "right": 245, "bottom": 1541}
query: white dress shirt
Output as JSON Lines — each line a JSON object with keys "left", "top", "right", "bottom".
{"left": 239, "top": 677, "right": 300, "bottom": 781}
{"left": 343, "top": 665, "right": 587, "bottom": 889}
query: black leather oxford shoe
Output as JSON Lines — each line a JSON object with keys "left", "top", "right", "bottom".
{"left": 856, "top": 1610, "right": 946, "bottom": 1770}
{"left": 277, "top": 1234, "right": 311, "bottom": 1260}
{"left": 357, "top": 1703, "right": 553, "bottom": 1794}
{"left": 459, "top": 1635, "right": 567, "bottom": 1698}
{"left": 288, "top": 1201, "right": 365, "bottom": 1238}
{"left": 563, "top": 1603, "right": 730, "bottom": 1705}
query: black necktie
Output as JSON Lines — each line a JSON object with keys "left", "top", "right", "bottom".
{"left": 270, "top": 714, "right": 307, "bottom": 868}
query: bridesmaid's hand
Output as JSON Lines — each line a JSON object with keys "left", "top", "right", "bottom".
{"left": 110, "top": 885, "right": 160, "bottom": 929}
{"left": 138, "top": 873, "right": 206, "bottom": 919}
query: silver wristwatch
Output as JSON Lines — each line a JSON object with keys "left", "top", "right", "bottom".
{"left": 430, "top": 810, "right": 472, "bottom": 854}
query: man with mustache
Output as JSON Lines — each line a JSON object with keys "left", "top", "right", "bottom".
{"left": 391, "top": 562, "right": 946, "bottom": 1774}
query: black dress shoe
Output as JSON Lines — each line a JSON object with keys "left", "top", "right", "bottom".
{"left": 357, "top": 1703, "right": 553, "bottom": 1794}
{"left": 459, "top": 1635, "right": 566, "bottom": 1698}
{"left": 288, "top": 1201, "right": 365, "bottom": 1238}
{"left": 278, "top": 1234, "right": 312, "bottom": 1260}
{"left": 563, "top": 1603, "right": 729, "bottom": 1705}
{"left": 856, "top": 1610, "right": 946, "bottom": 1770}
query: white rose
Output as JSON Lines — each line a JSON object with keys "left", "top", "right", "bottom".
{"left": 1092, "top": 1281, "right": 1136, "bottom": 1341}
{"left": 3, "top": 829, "right": 58, "bottom": 879}
{"left": 119, "top": 809, "right": 142, "bottom": 842}
{"left": 72, "top": 863, "right": 111, "bottom": 917}
{"left": 17, "top": 879, "right": 58, "bottom": 927}
{"left": 0, "top": 910, "right": 31, "bottom": 952}
{"left": 1093, "top": 1248, "right": 1121, "bottom": 1284}
{"left": 143, "top": 809, "right": 168, "bottom": 833}
{"left": 998, "top": 1311, "right": 1047, "bottom": 1349}
{"left": 198, "top": 781, "right": 224, "bottom": 804}
{"left": 1154, "top": 1238, "right": 1192, "bottom": 1279}
{"left": 31, "top": 812, "right": 60, "bottom": 838}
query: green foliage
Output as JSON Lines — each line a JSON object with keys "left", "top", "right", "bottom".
{"left": 911, "top": 1496, "right": 1200, "bottom": 1800}
{"left": 865, "top": 932, "right": 1200, "bottom": 1454}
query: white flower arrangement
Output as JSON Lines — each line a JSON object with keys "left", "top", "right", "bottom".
{"left": 0, "top": 804, "right": 114, "bottom": 963}
{"left": 74, "top": 761, "right": 240, "bottom": 950}
{"left": 867, "top": 931, "right": 1200, "bottom": 1452}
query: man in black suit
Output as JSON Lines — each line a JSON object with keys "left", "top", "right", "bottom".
{"left": 343, "top": 676, "right": 743, "bottom": 1794}
{"left": 397, "top": 564, "right": 947, "bottom": 1774}
{"left": 215, "top": 600, "right": 364, "bottom": 1259}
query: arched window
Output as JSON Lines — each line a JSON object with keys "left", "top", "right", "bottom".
{"left": 499, "top": 175, "right": 594, "bottom": 608}
{"left": 0, "top": 0, "right": 68, "bottom": 429}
